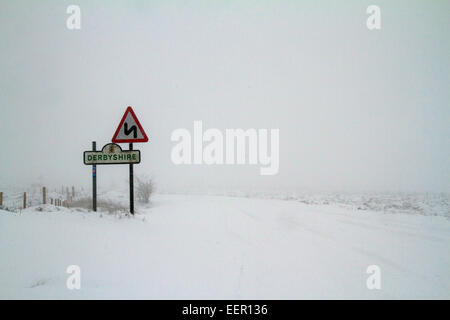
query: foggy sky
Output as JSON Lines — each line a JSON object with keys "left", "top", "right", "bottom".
{"left": 0, "top": 0, "right": 449, "bottom": 193}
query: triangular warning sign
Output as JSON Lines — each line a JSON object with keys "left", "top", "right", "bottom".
{"left": 112, "top": 106, "right": 149, "bottom": 143}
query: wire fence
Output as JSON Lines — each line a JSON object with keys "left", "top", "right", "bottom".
{"left": 0, "top": 185, "right": 88, "bottom": 212}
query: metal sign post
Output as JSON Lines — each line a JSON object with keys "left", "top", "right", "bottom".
{"left": 129, "top": 143, "right": 134, "bottom": 215}
{"left": 92, "top": 141, "right": 97, "bottom": 212}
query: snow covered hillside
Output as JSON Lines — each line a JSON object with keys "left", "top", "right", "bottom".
{"left": 0, "top": 193, "right": 449, "bottom": 299}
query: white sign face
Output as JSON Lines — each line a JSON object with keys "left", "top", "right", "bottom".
{"left": 84, "top": 143, "right": 140, "bottom": 165}
{"left": 112, "top": 106, "right": 149, "bottom": 143}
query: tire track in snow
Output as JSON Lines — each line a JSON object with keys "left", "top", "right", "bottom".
{"left": 336, "top": 218, "right": 446, "bottom": 243}
{"left": 221, "top": 202, "right": 265, "bottom": 298}
{"left": 279, "top": 211, "right": 433, "bottom": 279}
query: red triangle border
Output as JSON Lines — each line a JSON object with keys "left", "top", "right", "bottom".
{"left": 112, "top": 106, "right": 149, "bottom": 143}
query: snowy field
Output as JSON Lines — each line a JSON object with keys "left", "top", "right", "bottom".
{"left": 0, "top": 192, "right": 449, "bottom": 299}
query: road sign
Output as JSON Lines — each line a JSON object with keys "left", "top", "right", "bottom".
{"left": 84, "top": 106, "right": 147, "bottom": 215}
{"left": 112, "top": 106, "right": 149, "bottom": 143}
{"left": 84, "top": 143, "right": 140, "bottom": 165}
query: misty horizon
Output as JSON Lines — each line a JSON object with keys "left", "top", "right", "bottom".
{"left": 1, "top": 1, "right": 448, "bottom": 194}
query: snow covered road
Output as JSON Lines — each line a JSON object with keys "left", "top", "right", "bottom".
{"left": 1, "top": 194, "right": 449, "bottom": 299}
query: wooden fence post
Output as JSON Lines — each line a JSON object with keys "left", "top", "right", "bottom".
{"left": 0, "top": 192, "right": 3, "bottom": 206}
{"left": 23, "top": 192, "right": 26, "bottom": 209}
{"left": 42, "top": 187, "right": 46, "bottom": 205}
{"left": 51, "top": 198, "right": 53, "bottom": 205}
{"left": 72, "top": 186, "right": 75, "bottom": 199}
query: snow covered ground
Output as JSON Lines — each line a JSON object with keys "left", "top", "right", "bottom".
{"left": 0, "top": 193, "right": 449, "bottom": 299}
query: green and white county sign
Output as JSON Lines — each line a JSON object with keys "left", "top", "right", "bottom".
{"left": 84, "top": 143, "right": 140, "bottom": 165}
